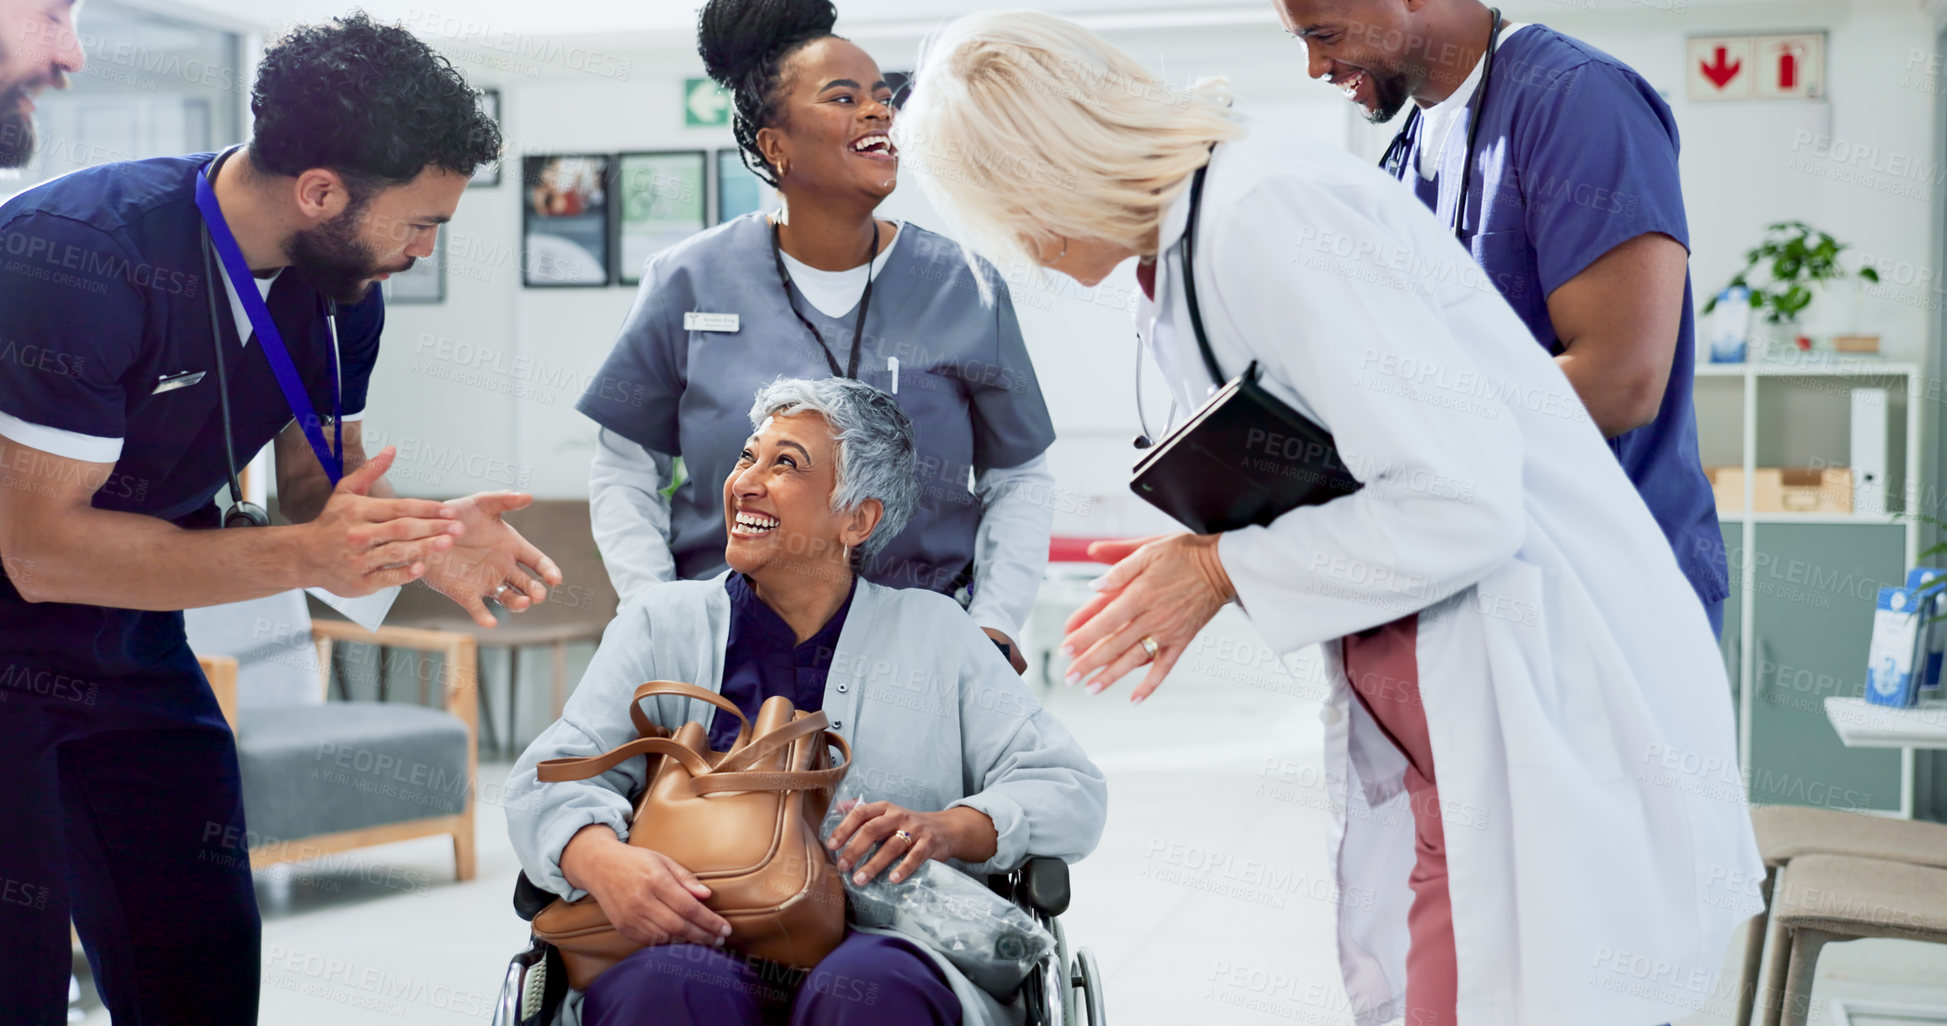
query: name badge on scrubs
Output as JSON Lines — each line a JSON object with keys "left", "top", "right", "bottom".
{"left": 151, "top": 370, "right": 207, "bottom": 395}
{"left": 683, "top": 312, "right": 740, "bottom": 333}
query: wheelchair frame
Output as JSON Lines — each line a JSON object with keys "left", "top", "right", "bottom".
{"left": 492, "top": 857, "right": 1105, "bottom": 1025}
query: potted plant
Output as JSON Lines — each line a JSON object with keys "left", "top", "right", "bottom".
{"left": 1705, "top": 221, "right": 1880, "bottom": 348}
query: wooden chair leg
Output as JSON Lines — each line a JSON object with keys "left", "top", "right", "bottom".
{"left": 1778, "top": 928, "right": 1833, "bottom": 1026}
{"left": 551, "top": 640, "right": 567, "bottom": 719}
{"left": 1759, "top": 920, "right": 1796, "bottom": 1026}
{"left": 505, "top": 645, "right": 523, "bottom": 759}
{"left": 476, "top": 652, "right": 499, "bottom": 754}
{"left": 452, "top": 806, "right": 477, "bottom": 881}
{"left": 444, "top": 635, "right": 478, "bottom": 882}
{"left": 1734, "top": 866, "right": 1777, "bottom": 1026}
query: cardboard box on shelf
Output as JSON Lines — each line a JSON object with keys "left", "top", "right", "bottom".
{"left": 1831, "top": 334, "right": 1881, "bottom": 354}
{"left": 1752, "top": 467, "right": 1853, "bottom": 513}
{"left": 1708, "top": 466, "right": 1745, "bottom": 512}
{"left": 1707, "top": 466, "right": 1853, "bottom": 513}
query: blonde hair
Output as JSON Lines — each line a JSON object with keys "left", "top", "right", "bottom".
{"left": 894, "top": 10, "right": 1242, "bottom": 288}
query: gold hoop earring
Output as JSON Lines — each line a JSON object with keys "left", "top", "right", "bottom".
{"left": 1046, "top": 237, "right": 1069, "bottom": 267}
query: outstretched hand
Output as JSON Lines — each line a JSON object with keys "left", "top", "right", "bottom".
{"left": 1060, "top": 533, "right": 1236, "bottom": 704}
{"left": 419, "top": 491, "right": 564, "bottom": 628}
{"left": 302, "top": 446, "right": 462, "bottom": 597}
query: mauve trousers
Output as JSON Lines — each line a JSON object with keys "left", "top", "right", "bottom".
{"left": 1342, "top": 614, "right": 1456, "bottom": 1026}
{"left": 581, "top": 931, "right": 960, "bottom": 1026}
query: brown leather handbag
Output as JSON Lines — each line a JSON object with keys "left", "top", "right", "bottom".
{"left": 529, "top": 681, "right": 852, "bottom": 990}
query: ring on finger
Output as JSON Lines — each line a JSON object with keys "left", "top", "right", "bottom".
{"left": 1139, "top": 635, "right": 1160, "bottom": 660}
{"left": 893, "top": 829, "right": 915, "bottom": 847}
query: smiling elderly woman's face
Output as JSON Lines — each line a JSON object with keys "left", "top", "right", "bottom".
{"left": 722, "top": 411, "right": 880, "bottom": 579}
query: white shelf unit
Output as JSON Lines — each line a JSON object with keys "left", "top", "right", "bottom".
{"left": 1697, "top": 358, "right": 1927, "bottom": 816}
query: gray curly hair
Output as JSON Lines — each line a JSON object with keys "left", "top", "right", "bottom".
{"left": 748, "top": 378, "right": 920, "bottom": 560}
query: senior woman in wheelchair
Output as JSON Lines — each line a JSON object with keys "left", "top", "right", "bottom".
{"left": 506, "top": 377, "right": 1106, "bottom": 1026}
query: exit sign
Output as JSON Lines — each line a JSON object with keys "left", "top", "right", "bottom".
{"left": 684, "top": 78, "right": 731, "bottom": 127}
{"left": 1687, "top": 32, "right": 1825, "bottom": 102}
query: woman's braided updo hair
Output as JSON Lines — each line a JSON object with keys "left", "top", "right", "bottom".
{"left": 697, "top": 0, "right": 840, "bottom": 188}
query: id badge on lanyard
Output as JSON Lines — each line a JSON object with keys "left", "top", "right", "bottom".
{"left": 193, "top": 156, "right": 344, "bottom": 484}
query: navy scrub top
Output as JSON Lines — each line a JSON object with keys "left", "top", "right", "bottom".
{"left": 0, "top": 153, "right": 383, "bottom": 675}
{"left": 1386, "top": 25, "right": 1729, "bottom": 608}
{"left": 577, "top": 214, "right": 1056, "bottom": 596}
{"left": 708, "top": 571, "right": 854, "bottom": 752}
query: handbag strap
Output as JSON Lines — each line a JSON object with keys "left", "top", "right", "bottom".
{"left": 629, "top": 680, "right": 751, "bottom": 748}
{"left": 692, "top": 731, "right": 852, "bottom": 796}
{"left": 537, "top": 699, "right": 851, "bottom": 795}
{"left": 534, "top": 735, "right": 714, "bottom": 783}
{"left": 711, "top": 710, "right": 830, "bottom": 774}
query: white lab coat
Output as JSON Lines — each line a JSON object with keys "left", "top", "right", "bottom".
{"left": 1137, "top": 117, "right": 1763, "bottom": 1025}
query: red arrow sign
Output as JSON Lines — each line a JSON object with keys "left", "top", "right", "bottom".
{"left": 1700, "top": 45, "right": 1742, "bottom": 88}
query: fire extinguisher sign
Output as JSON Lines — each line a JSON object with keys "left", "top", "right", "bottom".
{"left": 1686, "top": 32, "right": 1825, "bottom": 102}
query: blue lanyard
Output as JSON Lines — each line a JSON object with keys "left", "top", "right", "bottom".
{"left": 192, "top": 154, "right": 343, "bottom": 484}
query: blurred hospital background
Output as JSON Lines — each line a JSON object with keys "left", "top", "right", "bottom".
{"left": 15, "top": 0, "right": 1947, "bottom": 1022}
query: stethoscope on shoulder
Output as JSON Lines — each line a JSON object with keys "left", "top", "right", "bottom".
{"left": 1133, "top": 7, "right": 1504, "bottom": 448}
{"left": 194, "top": 145, "right": 345, "bottom": 529}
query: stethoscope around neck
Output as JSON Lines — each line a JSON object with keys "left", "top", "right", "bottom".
{"left": 196, "top": 145, "right": 344, "bottom": 529}
{"left": 1378, "top": 6, "right": 1505, "bottom": 242}
{"left": 1132, "top": 10, "right": 1502, "bottom": 450}
{"left": 1132, "top": 337, "right": 1174, "bottom": 450}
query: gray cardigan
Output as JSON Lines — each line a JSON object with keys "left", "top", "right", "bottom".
{"left": 504, "top": 574, "right": 1107, "bottom": 1022}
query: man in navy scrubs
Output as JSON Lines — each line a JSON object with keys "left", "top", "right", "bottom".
{"left": 0, "top": 14, "right": 560, "bottom": 1023}
{"left": 1277, "top": 0, "right": 1730, "bottom": 637}
{"left": 0, "top": 0, "right": 87, "bottom": 168}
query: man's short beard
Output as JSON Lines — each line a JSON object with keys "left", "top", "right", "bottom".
{"left": 0, "top": 88, "right": 36, "bottom": 168}
{"left": 287, "top": 195, "right": 386, "bottom": 305}
{"left": 1361, "top": 69, "right": 1418, "bottom": 126}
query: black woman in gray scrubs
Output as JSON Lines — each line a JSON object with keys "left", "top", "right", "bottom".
{"left": 576, "top": 0, "right": 1056, "bottom": 666}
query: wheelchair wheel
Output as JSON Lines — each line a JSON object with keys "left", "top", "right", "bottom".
{"left": 1072, "top": 946, "right": 1107, "bottom": 1025}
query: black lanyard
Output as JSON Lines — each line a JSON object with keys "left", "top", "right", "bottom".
{"left": 1378, "top": 7, "right": 1503, "bottom": 241}
{"left": 769, "top": 219, "right": 879, "bottom": 379}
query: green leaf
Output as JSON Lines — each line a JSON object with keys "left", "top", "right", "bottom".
{"left": 1860, "top": 266, "right": 1880, "bottom": 283}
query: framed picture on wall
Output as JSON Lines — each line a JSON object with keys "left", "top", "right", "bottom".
{"left": 615, "top": 150, "right": 707, "bottom": 286}
{"left": 715, "top": 147, "right": 780, "bottom": 225}
{"left": 469, "top": 89, "right": 502, "bottom": 188}
{"left": 522, "top": 153, "right": 612, "bottom": 287}
{"left": 383, "top": 231, "right": 444, "bottom": 304}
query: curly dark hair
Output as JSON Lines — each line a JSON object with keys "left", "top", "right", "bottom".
{"left": 249, "top": 11, "right": 500, "bottom": 191}
{"left": 697, "top": 0, "right": 839, "bottom": 188}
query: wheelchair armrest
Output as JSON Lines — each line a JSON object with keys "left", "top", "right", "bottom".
{"left": 513, "top": 870, "right": 556, "bottom": 922}
{"left": 1011, "top": 856, "right": 1070, "bottom": 917}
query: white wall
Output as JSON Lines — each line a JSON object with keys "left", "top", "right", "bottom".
{"left": 1527, "top": 0, "right": 1937, "bottom": 359}
{"left": 368, "top": 20, "right": 1362, "bottom": 543}
{"left": 359, "top": 0, "right": 1937, "bottom": 540}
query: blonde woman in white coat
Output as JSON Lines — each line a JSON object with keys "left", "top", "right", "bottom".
{"left": 895, "top": 12, "right": 1762, "bottom": 1026}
